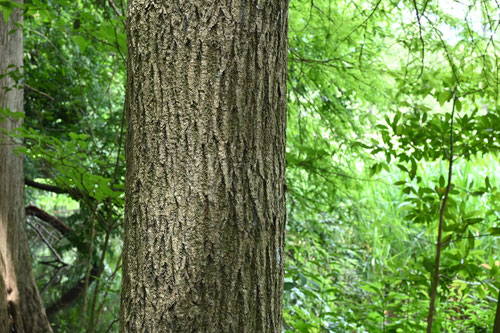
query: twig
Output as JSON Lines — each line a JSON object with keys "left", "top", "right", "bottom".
{"left": 342, "top": 0, "right": 382, "bottom": 42}
{"left": 104, "top": 319, "right": 119, "bottom": 333}
{"left": 27, "top": 221, "right": 68, "bottom": 266}
{"left": 40, "top": 266, "right": 66, "bottom": 295}
{"left": 107, "top": 0, "right": 126, "bottom": 28}
{"left": 412, "top": 0, "right": 425, "bottom": 82}
{"left": 23, "top": 83, "right": 54, "bottom": 101}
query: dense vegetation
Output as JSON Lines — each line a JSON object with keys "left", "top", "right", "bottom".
{"left": 0, "top": 0, "right": 498, "bottom": 331}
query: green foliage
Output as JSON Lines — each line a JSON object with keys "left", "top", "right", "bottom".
{"left": 282, "top": 0, "right": 499, "bottom": 331}
{"left": 8, "top": 0, "right": 499, "bottom": 331}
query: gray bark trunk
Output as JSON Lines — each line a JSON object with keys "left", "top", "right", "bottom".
{"left": 121, "top": 1, "right": 288, "bottom": 332}
{"left": 0, "top": 3, "right": 52, "bottom": 332}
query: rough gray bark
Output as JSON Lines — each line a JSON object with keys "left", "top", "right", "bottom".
{"left": 0, "top": 4, "right": 52, "bottom": 332}
{"left": 121, "top": 1, "right": 288, "bottom": 332}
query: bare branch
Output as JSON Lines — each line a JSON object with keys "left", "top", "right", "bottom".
{"left": 27, "top": 221, "right": 68, "bottom": 266}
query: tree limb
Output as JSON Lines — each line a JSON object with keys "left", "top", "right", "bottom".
{"left": 25, "top": 178, "right": 67, "bottom": 193}
{"left": 26, "top": 205, "right": 73, "bottom": 236}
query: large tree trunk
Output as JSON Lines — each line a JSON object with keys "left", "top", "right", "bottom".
{"left": 121, "top": 1, "right": 288, "bottom": 332}
{"left": 0, "top": 3, "right": 52, "bottom": 332}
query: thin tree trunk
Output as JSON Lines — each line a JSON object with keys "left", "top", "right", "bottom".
{"left": 121, "top": 1, "right": 288, "bottom": 332}
{"left": 0, "top": 3, "right": 52, "bottom": 332}
{"left": 494, "top": 288, "right": 500, "bottom": 333}
{"left": 426, "top": 92, "right": 457, "bottom": 333}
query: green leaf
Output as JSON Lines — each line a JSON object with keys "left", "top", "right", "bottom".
{"left": 402, "top": 186, "right": 414, "bottom": 194}
{"left": 73, "top": 35, "right": 90, "bottom": 52}
{"left": 294, "top": 320, "right": 314, "bottom": 333}
{"left": 468, "top": 230, "right": 474, "bottom": 250}
{"left": 437, "top": 91, "right": 453, "bottom": 106}
{"left": 0, "top": 107, "right": 24, "bottom": 120}
{"left": 0, "top": 1, "right": 23, "bottom": 23}
{"left": 392, "top": 111, "right": 402, "bottom": 130}
{"left": 488, "top": 227, "right": 500, "bottom": 236}
{"left": 409, "top": 158, "right": 417, "bottom": 180}
{"left": 1, "top": 6, "right": 12, "bottom": 23}
{"left": 476, "top": 285, "right": 486, "bottom": 299}
{"left": 397, "top": 164, "right": 409, "bottom": 173}
{"left": 439, "top": 175, "right": 445, "bottom": 188}
{"left": 485, "top": 176, "right": 491, "bottom": 190}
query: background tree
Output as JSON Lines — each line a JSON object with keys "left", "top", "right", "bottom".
{"left": 120, "top": 0, "right": 289, "bottom": 331}
{"left": 0, "top": 2, "right": 52, "bottom": 331}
